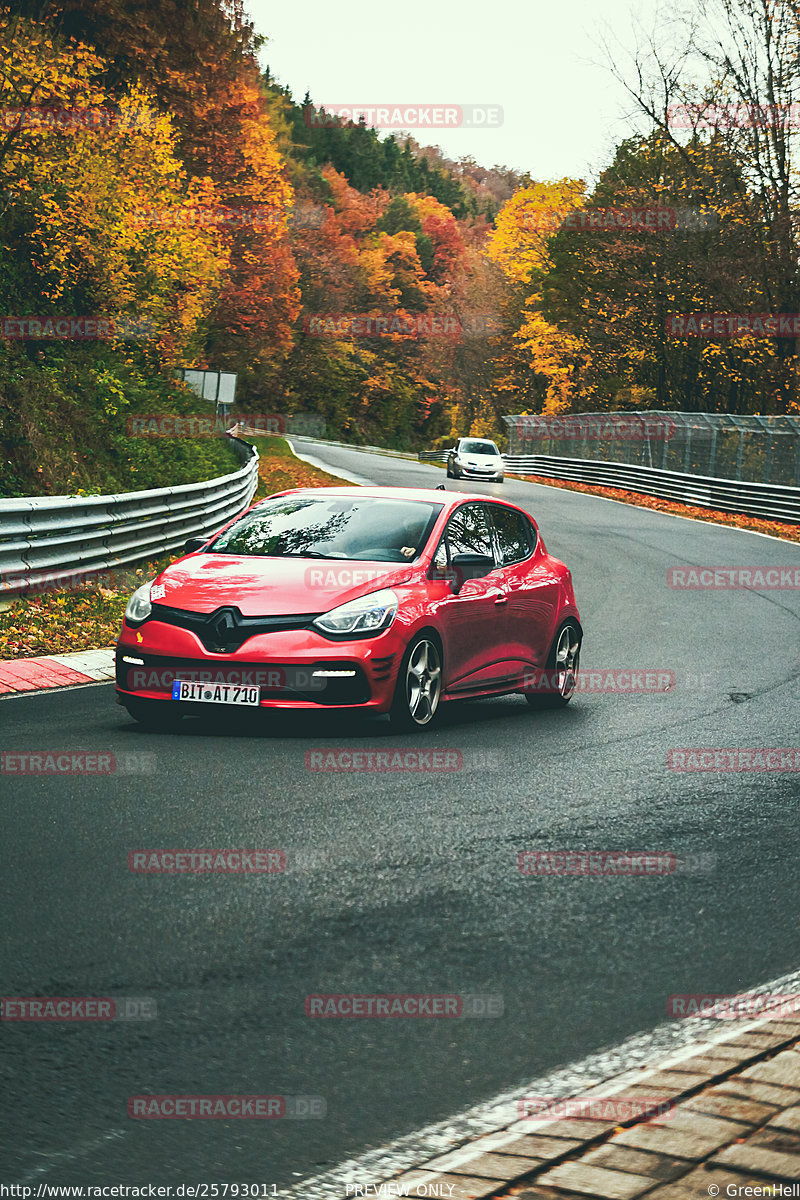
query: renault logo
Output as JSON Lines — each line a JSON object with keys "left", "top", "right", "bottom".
{"left": 209, "top": 608, "right": 237, "bottom": 642}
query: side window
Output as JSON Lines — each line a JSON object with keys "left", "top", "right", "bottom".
{"left": 490, "top": 506, "right": 535, "bottom": 565}
{"left": 445, "top": 504, "right": 494, "bottom": 560}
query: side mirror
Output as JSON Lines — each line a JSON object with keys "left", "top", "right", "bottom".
{"left": 448, "top": 552, "right": 495, "bottom": 592}
{"left": 183, "top": 537, "right": 207, "bottom": 554}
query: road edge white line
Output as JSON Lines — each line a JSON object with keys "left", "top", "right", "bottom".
{"left": 284, "top": 439, "right": 373, "bottom": 485}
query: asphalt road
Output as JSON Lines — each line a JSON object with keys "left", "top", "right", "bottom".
{"left": 2, "top": 441, "right": 800, "bottom": 1189}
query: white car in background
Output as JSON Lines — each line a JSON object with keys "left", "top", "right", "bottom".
{"left": 446, "top": 437, "right": 504, "bottom": 483}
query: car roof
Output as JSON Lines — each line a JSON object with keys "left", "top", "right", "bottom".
{"left": 261, "top": 485, "right": 528, "bottom": 514}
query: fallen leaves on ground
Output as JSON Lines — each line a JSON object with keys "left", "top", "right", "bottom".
{"left": 0, "top": 559, "right": 172, "bottom": 658}
{"left": 252, "top": 447, "right": 343, "bottom": 500}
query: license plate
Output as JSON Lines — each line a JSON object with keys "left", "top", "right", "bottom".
{"left": 171, "top": 679, "right": 260, "bottom": 706}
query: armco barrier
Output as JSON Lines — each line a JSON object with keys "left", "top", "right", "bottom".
{"left": 501, "top": 455, "right": 800, "bottom": 522}
{"left": 0, "top": 433, "right": 259, "bottom": 596}
{"left": 417, "top": 450, "right": 800, "bottom": 522}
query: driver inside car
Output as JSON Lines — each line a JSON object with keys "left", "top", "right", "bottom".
{"left": 395, "top": 515, "right": 427, "bottom": 558}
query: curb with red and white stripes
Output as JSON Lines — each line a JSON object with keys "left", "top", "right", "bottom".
{"left": 0, "top": 647, "right": 115, "bottom": 696}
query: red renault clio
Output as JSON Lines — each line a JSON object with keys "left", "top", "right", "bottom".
{"left": 115, "top": 487, "right": 582, "bottom": 731}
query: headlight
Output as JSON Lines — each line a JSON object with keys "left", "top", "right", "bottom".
{"left": 125, "top": 581, "right": 153, "bottom": 625}
{"left": 313, "top": 588, "right": 398, "bottom": 637}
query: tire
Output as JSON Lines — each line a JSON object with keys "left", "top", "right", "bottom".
{"left": 122, "top": 697, "right": 184, "bottom": 731}
{"left": 446, "top": 462, "right": 454, "bottom": 478}
{"left": 388, "top": 634, "right": 443, "bottom": 731}
{"left": 525, "top": 619, "right": 581, "bottom": 709}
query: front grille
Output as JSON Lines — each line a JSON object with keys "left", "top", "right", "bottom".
{"left": 150, "top": 603, "right": 321, "bottom": 652}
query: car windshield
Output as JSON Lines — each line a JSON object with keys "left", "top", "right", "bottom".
{"left": 461, "top": 440, "right": 499, "bottom": 455}
{"left": 208, "top": 495, "right": 442, "bottom": 562}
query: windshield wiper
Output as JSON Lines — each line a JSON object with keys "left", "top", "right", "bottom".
{"left": 205, "top": 549, "right": 348, "bottom": 559}
{"left": 280, "top": 551, "right": 349, "bottom": 560}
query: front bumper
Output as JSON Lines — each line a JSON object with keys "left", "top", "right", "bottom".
{"left": 455, "top": 465, "right": 504, "bottom": 481}
{"left": 115, "top": 620, "right": 403, "bottom": 713}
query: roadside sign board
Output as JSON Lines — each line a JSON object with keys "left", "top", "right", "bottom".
{"left": 177, "top": 368, "right": 237, "bottom": 407}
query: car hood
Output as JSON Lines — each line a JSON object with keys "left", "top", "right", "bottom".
{"left": 153, "top": 555, "right": 416, "bottom": 617}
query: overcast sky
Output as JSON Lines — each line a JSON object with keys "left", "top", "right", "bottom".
{"left": 247, "top": 0, "right": 658, "bottom": 183}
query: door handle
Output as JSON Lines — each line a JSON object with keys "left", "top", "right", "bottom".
{"left": 490, "top": 591, "right": 508, "bottom": 606}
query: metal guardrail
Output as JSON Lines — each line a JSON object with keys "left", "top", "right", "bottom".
{"left": 417, "top": 449, "right": 800, "bottom": 521}
{"left": 0, "top": 433, "right": 259, "bottom": 596}
{"left": 501, "top": 455, "right": 800, "bottom": 521}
